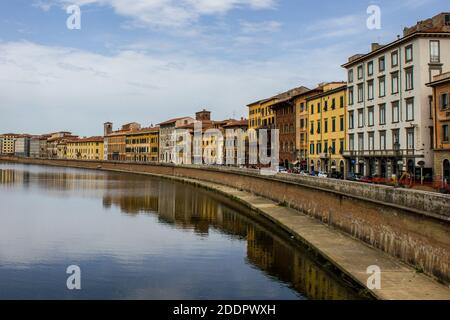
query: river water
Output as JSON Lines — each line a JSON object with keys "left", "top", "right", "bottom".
{"left": 0, "top": 163, "right": 364, "bottom": 300}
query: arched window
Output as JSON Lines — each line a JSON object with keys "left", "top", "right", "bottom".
{"left": 443, "top": 159, "right": 450, "bottom": 182}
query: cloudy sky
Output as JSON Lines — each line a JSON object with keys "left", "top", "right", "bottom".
{"left": 0, "top": 0, "right": 448, "bottom": 136}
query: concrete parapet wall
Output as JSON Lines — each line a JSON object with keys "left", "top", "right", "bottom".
{"left": 1, "top": 157, "right": 449, "bottom": 284}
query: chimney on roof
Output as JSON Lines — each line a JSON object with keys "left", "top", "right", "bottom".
{"left": 371, "top": 43, "right": 383, "bottom": 51}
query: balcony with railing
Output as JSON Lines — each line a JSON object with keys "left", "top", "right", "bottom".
{"left": 342, "top": 148, "right": 417, "bottom": 158}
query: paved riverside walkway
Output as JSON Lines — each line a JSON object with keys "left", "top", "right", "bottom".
{"left": 144, "top": 173, "right": 450, "bottom": 300}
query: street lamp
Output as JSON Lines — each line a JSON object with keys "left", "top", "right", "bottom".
{"left": 328, "top": 146, "right": 333, "bottom": 175}
{"left": 394, "top": 142, "right": 401, "bottom": 185}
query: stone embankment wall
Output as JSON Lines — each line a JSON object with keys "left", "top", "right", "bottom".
{"left": 2, "top": 157, "right": 449, "bottom": 284}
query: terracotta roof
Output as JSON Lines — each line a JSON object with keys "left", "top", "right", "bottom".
{"left": 223, "top": 119, "right": 248, "bottom": 128}
{"left": 158, "top": 117, "right": 194, "bottom": 126}
{"left": 248, "top": 85, "right": 310, "bottom": 108}
{"left": 67, "top": 136, "right": 104, "bottom": 143}
{"left": 125, "top": 126, "right": 160, "bottom": 136}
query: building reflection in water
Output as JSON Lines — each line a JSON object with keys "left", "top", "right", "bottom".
{"left": 101, "top": 175, "right": 363, "bottom": 300}
{"left": 0, "top": 163, "right": 363, "bottom": 300}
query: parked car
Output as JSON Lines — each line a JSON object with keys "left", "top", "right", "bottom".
{"left": 346, "top": 173, "right": 362, "bottom": 181}
{"left": 317, "top": 172, "right": 328, "bottom": 178}
{"left": 299, "top": 171, "right": 309, "bottom": 176}
{"left": 359, "top": 176, "right": 374, "bottom": 183}
{"left": 329, "top": 171, "right": 343, "bottom": 179}
{"left": 278, "top": 166, "right": 288, "bottom": 173}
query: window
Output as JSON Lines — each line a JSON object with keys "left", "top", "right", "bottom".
{"left": 349, "top": 111, "right": 354, "bottom": 129}
{"left": 406, "top": 98, "right": 414, "bottom": 121}
{"left": 380, "top": 131, "right": 386, "bottom": 150}
{"left": 443, "top": 125, "right": 449, "bottom": 142}
{"left": 358, "top": 133, "right": 364, "bottom": 151}
{"left": 317, "top": 120, "right": 321, "bottom": 134}
{"left": 368, "top": 61, "right": 374, "bottom": 76}
{"left": 348, "top": 69, "right": 354, "bottom": 83}
{"left": 358, "top": 84, "right": 364, "bottom": 102}
{"left": 348, "top": 87, "right": 354, "bottom": 105}
{"left": 440, "top": 93, "right": 449, "bottom": 110}
{"left": 331, "top": 98, "right": 336, "bottom": 110}
{"left": 358, "top": 109, "right": 364, "bottom": 127}
{"left": 310, "top": 143, "right": 315, "bottom": 155}
{"left": 339, "top": 139, "right": 344, "bottom": 154}
{"left": 317, "top": 142, "right": 322, "bottom": 154}
{"left": 324, "top": 101, "right": 328, "bottom": 112}
{"left": 311, "top": 104, "right": 314, "bottom": 114}
{"left": 392, "top": 101, "right": 400, "bottom": 123}
{"left": 300, "top": 118, "right": 304, "bottom": 129}
{"left": 391, "top": 72, "right": 399, "bottom": 94}
{"left": 407, "top": 128, "right": 415, "bottom": 150}
{"left": 379, "top": 56, "right": 385, "bottom": 72}
{"left": 340, "top": 96, "right": 344, "bottom": 108}
{"left": 405, "top": 45, "right": 413, "bottom": 62}
{"left": 368, "top": 107, "right": 374, "bottom": 127}
{"left": 332, "top": 118, "right": 336, "bottom": 132}
{"left": 368, "top": 132, "right": 375, "bottom": 151}
{"left": 367, "top": 80, "right": 374, "bottom": 100}
{"left": 324, "top": 141, "right": 328, "bottom": 154}
{"left": 340, "top": 116, "right": 344, "bottom": 131}
{"left": 405, "top": 67, "right": 414, "bottom": 91}
{"left": 324, "top": 119, "right": 328, "bottom": 133}
{"left": 310, "top": 121, "right": 314, "bottom": 134}
{"left": 357, "top": 65, "right": 363, "bottom": 79}
{"left": 391, "top": 51, "right": 398, "bottom": 67}
{"left": 379, "top": 104, "right": 386, "bottom": 125}
{"left": 430, "top": 40, "right": 440, "bottom": 63}
{"left": 392, "top": 129, "right": 400, "bottom": 147}
{"left": 379, "top": 76, "right": 386, "bottom": 97}
{"left": 349, "top": 134, "right": 355, "bottom": 151}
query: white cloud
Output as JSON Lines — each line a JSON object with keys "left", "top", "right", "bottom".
{"left": 0, "top": 40, "right": 347, "bottom": 136}
{"left": 35, "top": 0, "right": 277, "bottom": 29}
{"left": 306, "top": 14, "right": 365, "bottom": 39}
{"left": 240, "top": 20, "right": 281, "bottom": 34}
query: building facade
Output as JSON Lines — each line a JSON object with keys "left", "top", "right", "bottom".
{"left": 295, "top": 86, "right": 324, "bottom": 170}
{"left": 343, "top": 12, "right": 450, "bottom": 179}
{"left": 427, "top": 71, "right": 450, "bottom": 186}
{"left": 159, "top": 117, "right": 195, "bottom": 163}
{"left": 307, "top": 83, "right": 347, "bottom": 175}
{"left": 270, "top": 86, "right": 310, "bottom": 168}
{"left": 29, "top": 136, "right": 41, "bottom": 158}
{"left": 46, "top": 132, "right": 77, "bottom": 159}
{"left": 14, "top": 135, "right": 31, "bottom": 157}
{"left": 1, "top": 134, "right": 16, "bottom": 155}
{"left": 104, "top": 122, "right": 141, "bottom": 161}
{"left": 125, "top": 127, "right": 159, "bottom": 162}
{"left": 67, "top": 137, "right": 104, "bottom": 160}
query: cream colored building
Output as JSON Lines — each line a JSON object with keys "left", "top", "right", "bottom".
{"left": 343, "top": 12, "right": 450, "bottom": 179}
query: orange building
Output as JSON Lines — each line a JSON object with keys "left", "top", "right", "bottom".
{"left": 428, "top": 72, "right": 450, "bottom": 186}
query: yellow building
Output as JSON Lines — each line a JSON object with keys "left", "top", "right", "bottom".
{"left": 307, "top": 83, "right": 347, "bottom": 175}
{"left": 67, "top": 136, "right": 104, "bottom": 160}
{"left": 247, "top": 98, "right": 276, "bottom": 130}
{"left": 125, "top": 127, "right": 159, "bottom": 162}
{"left": 1, "top": 134, "right": 17, "bottom": 155}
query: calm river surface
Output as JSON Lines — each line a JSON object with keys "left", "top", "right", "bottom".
{"left": 0, "top": 163, "right": 364, "bottom": 300}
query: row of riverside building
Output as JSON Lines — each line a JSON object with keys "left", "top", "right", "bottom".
{"left": 1, "top": 13, "right": 449, "bottom": 186}
{"left": 248, "top": 12, "right": 450, "bottom": 185}
{"left": 0, "top": 109, "right": 249, "bottom": 165}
